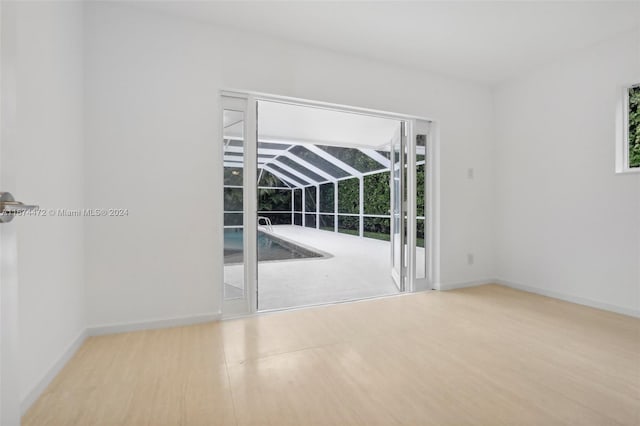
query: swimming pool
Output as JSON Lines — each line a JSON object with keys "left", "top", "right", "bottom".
{"left": 224, "top": 229, "right": 325, "bottom": 264}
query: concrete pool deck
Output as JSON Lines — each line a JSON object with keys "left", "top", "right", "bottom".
{"left": 224, "top": 225, "right": 427, "bottom": 311}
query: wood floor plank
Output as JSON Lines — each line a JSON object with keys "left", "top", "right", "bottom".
{"left": 22, "top": 285, "right": 640, "bottom": 425}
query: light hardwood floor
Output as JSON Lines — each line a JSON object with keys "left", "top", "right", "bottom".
{"left": 23, "top": 285, "right": 640, "bottom": 425}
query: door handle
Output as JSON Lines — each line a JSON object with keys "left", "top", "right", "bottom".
{"left": 0, "top": 192, "right": 39, "bottom": 223}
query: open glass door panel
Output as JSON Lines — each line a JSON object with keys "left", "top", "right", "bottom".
{"left": 390, "top": 122, "right": 406, "bottom": 292}
{"left": 222, "top": 94, "right": 257, "bottom": 317}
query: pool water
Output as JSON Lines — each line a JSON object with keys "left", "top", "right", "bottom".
{"left": 224, "top": 229, "right": 323, "bottom": 264}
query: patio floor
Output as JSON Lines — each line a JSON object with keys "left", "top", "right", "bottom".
{"left": 225, "top": 225, "right": 428, "bottom": 311}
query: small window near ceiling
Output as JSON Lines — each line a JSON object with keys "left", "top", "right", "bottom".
{"left": 618, "top": 84, "right": 640, "bottom": 173}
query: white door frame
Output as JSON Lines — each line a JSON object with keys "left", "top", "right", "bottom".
{"left": 0, "top": 1, "right": 21, "bottom": 424}
{"left": 220, "top": 95, "right": 258, "bottom": 317}
{"left": 220, "top": 90, "right": 440, "bottom": 317}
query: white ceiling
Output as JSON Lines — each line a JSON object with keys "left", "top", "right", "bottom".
{"left": 137, "top": 1, "right": 639, "bottom": 84}
{"left": 257, "top": 101, "right": 400, "bottom": 149}
{"left": 224, "top": 101, "right": 400, "bottom": 148}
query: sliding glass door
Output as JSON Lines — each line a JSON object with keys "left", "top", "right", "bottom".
{"left": 221, "top": 92, "right": 432, "bottom": 317}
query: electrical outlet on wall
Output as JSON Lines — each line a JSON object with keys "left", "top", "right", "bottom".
{"left": 467, "top": 253, "right": 474, "bottom": 265}
{"left": 467, "top": 168, "right": 474, "bottom": 179}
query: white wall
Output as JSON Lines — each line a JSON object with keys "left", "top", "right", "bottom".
{"left": 84, "top": 3, "right": 496, "bottom": 327}
{"left": 494, "top": 29, "right": 640, "bottom": 316}
{"left": 8, "top": 0, "right": 638, "bottom": 416}
{"left": 14, "top": 1, "right": 85, "bottom": 404}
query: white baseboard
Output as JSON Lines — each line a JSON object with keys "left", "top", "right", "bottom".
{"left": 437, "top": 277, "right": 639, "bottom": 318}
{"left": 86, "top": 311, "right": 222, "bottom": 336}
{"left": 19, "top": 282, "right": 638, "bottom": 417}
{"left": 21, "top": 329, "right": 88, "bottom": 415}
{"left": 495, "top": 278, "right": 640, "bottom": 318}
{"left": 437, "top": 279, "right": 495, "bottom": 291}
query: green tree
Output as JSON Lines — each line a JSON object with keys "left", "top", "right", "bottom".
{"left": 318, "top": 146, "right": 383, "bottom": 172}
{"left": 364, "top": 172, "right": 390, "bottom": 215}
{"left": 629, "top": 86, "right": 640, "bottom": 168}
{"left": 338, "top": 178, "right": 359, "bottom": 214}
{"left": 319, "top": 183, "right": 334, "bottom": 213}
